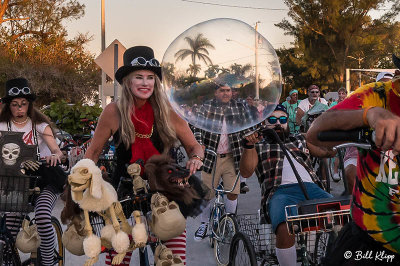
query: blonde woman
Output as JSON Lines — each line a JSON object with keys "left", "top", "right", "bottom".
{"left": 84, "top": 46, "right": 203, "bottom": 265}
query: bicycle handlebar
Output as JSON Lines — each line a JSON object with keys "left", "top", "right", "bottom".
{"left": 317, "top": 128, "right": 378, "bottom": 151}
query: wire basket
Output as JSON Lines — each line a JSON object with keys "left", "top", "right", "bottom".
{"left": 0, "top": 175, "right": 35, "bottom": 213}
{"left": 237, "top": 213, "right": 321, "bottom": 264}
{"left": 236, "top": 214, "right": 275, "bottom": 257}
{"left": 285, "top": 205, "right": 351, "bottom": 235}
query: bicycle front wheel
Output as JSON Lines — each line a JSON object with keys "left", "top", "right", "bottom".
{"left": 51, "top": 217, "right": 65, "bottom": 266}
{"left": 229, "top": 232, "right": 257, "bottom": 266}
{"left": 314, "top": 231, "right": 337, "bottom": 265}
{"left": 214, "top": 214, "right": 238, "bottom": 266}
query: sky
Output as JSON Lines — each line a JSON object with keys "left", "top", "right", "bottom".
{"left": 66, "top": 0, "right": 294, "bottom": 59}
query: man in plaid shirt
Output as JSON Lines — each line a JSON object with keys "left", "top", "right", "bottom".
{"left": 193, "top": 83, "right": 251, "bottom": 241}
{"left": 240, "top": 104, "right": 332, "bottom": 266}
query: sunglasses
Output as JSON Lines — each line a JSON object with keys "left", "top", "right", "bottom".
{"left": 309, "top": 90, "right": 320, "bottom": 94}
{"left": 8, "top": 86, "right": 31, "bottom": 96}
{"left": 130, "top": 57, "right": 160, "bottom": 67}
{"left": 267, "top": 116, "right": 288, "bottom": 124}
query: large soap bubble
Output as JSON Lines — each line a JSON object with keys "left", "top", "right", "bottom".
{"left": 162, "top": 18, "right": 281, "bottom": 134}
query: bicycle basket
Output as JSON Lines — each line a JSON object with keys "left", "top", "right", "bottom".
{"left": 236, "top": 214, "right": 275, "bottom": 258}
{"left": 285, "top": 196, "right": 351, "bottom": 235}
{"left": 0, "top": 175, "right": 34, "bottom": 213}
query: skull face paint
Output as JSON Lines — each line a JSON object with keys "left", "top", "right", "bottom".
{"left": 2, "top": 143, "right": 21, "bottom": 165}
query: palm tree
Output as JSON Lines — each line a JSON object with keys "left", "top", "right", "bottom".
{"left": 205, "top": 64, "right": 220, "bottom": 78}
{"left": 186, "top": 64, "right": 201, "bottom": 77}
{"left": 230, "top": 63, "right": 253, "bottom": 76}
{"left": 174, "top": 33, "right": 215, "bottom": 76}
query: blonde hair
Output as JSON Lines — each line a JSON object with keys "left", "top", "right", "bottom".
{"left": 117, "top": 71, "right": 177, "bottom": 150}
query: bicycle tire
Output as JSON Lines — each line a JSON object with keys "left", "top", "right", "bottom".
{"left": 28, "top": 216, "right": 64, "bottom": 266}
{"left": 229, "top": 232, "right": 257, "bottom": 266}
{"left": 315, "top": 158, "right": 331, "bottom": 193}
{"left": 214, "top": 214, "right": 238, "bottom": 266}
{"left": 328, "top": 156, "right": 342, "bottom": 182}
{"left": 51, "top": 216, "right": 65, "bottom": 266}
{"left": 337, "top": 149, "right": 350, "bottom": 194}
{"left": 0, "top": 231, "right": 21, "bottom": 266}
{"left": 315, "top": 230, "right": 338, "bottom": 265}
{"left": 0, "top": 240, "right": 3, "bottom": 266}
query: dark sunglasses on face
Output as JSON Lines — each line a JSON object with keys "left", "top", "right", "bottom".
{"left": 267, "top": 116, "right": 288, "bottom": 124}
{"left": 130, "top": 57, "right": 160, "bottom": 67}
{"left": 310, "top": 90, "right": 320, "bottom": 94}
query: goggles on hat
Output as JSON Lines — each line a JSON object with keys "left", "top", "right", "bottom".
{"left": 8, "top": 86, "right": 31, "bottom": 96}
{"left": 130, "top": 57, "right": 160, "bottom": 67}
{"left": 267, "top": 116, "right": 288, "bottom": 124}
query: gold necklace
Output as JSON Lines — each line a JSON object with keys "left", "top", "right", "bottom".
{"left": 135, "top": 126, "right": 154, "bottom": 138}
{"left": 12, "top": 117, "right": 29, "bottom": 125}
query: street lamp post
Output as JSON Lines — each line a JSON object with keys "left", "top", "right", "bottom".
{"left": 226, "top": 21, "right": 261, "bottom": 99}
{"left": 100, "top": 0, "right": 106, "bottom": 106}
{"left": 255, "top": 21, "right": 260, "bottom": 99}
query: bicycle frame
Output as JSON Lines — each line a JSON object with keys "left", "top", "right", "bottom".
{"left": 206, "top": 149, "right": 240, "bottom": 243}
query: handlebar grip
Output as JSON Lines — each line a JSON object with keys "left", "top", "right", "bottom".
{"left": 317, "top": 129, "right": 362, "bottom": 142}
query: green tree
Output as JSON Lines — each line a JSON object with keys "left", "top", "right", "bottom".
{"left": 43, "top": 100, "right": 102, "bottom": 135}
{"left": 205, "top": 64, "right": 220, "bottom": 78}
{"left": 174, "top": 33, "right": 215, "bottom": 76}
{"left": 186, "top": 63, "right": 202, "bottom": 77}
{"left": 230, "top": 63, "right": 252, "bottom": 76}
{"left": 0, "top": 0, "right": 99, "bottom": 106}
{"left": 276, "top": 0, "right": 400, "bottom": 89}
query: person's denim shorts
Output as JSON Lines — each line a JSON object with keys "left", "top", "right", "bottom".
{"left": 268, "top": 182, "right": 333, "bottom": 232}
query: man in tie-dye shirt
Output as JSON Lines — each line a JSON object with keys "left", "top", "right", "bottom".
{"left": 307, "top": 66, "right": 400, "bottom": 265}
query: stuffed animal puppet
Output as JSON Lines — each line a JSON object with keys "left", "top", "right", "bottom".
{"left": 144, "top": 154, "right": 199, "bottom": 204}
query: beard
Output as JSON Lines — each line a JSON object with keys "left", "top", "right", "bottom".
{"left": 273, "top": 125, "right": 290, "bottom": 141}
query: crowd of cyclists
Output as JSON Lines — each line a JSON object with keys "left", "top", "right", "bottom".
{"left": 0, "top": 47, "right": 399, "bottom": 266}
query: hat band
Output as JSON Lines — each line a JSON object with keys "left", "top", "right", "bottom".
{"left": 8, "top": 87, "right": 31, "bottom": 96}
{"left": 130, "top": 57, "right": 160, "bottom": 67}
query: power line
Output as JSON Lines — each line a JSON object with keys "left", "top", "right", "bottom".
{"left": 181, "top": 0, "right": 288, "bottom": 11}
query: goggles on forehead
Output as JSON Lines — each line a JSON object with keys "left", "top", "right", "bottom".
{"left": 267, "top": 116, "right": 288, "bottom": 124}
{"left": 130, "top": 57, "right": 160, "bottom": 67}
{"left": 8, "top": 86, "right": 31, "bottom": 96}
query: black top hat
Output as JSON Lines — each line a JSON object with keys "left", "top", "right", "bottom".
{"left": 115, "top": 46, "right": 162, "bottom": 84}
{"left": 2, "top": 78, "right": 36, "bottom": 103}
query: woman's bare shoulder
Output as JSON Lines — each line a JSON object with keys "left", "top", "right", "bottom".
{"left": 99, "top": 102, "right": 120, "bottom": 129}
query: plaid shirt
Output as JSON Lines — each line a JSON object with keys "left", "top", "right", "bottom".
{"left": 193, "top": 99, "right": 251, "bottom": 174}
{"left": 254, "top": 133, "right": 325, "bottom": 212}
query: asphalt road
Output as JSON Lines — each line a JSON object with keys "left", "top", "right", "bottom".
{"left": 22, "top": 172, "right": 345, "bottom": 266}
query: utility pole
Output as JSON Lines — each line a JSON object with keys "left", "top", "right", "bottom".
{"left": 101, "top": 0, "right": 106, "bottom": 106}
{"left": 347, "top": 55, "right": 364, "bottom": 88}
{"left": 254, "top": 21, "right": 260, "bottom": 99}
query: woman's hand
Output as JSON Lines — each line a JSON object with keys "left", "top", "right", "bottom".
{"left": 45, "top": 153, "right": 62, "bottom": 167}
{"left": 186, "top": 157, "right": 203, "bottom": 176}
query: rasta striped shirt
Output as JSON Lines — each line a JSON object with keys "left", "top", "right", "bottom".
{"left": 332, "top": 80, "right": 400, "bottom": 254}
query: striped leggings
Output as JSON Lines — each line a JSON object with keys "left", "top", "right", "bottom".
{"left": 105, "top": 230, "right": 187, "bottom": 265}
{"left": 5, "top": 186, "right": 58, "bottom": 266}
